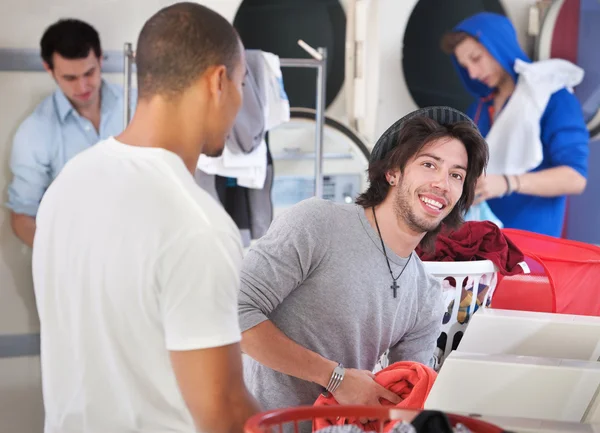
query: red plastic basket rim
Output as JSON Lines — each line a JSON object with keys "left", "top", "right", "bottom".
{"left": 502, "top": 228, "right": 600, "bottom": 262}
{"left": 244, "top": 405, "right": 505, "bottom": 433}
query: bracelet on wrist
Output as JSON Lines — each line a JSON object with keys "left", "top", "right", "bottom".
{"left": 502, "top": 174, "right": 513, "bottom": 196}
{"left": 325, "top": 363, "right": 345, "bottom": 394}
{"left": 514, "top": 175, "right": 522, "bottom": 193}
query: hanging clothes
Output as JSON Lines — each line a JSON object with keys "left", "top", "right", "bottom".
{"left": 197, "top": 50, "right": 289, "bottom": 189}
{"left": 195, "top": 50, "right": 289, "bottom": 245}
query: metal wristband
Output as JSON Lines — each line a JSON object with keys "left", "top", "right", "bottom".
{"left": 325, "top": 363, "right": 345, "bottom": 393}
{"left": 502, "top": 174, "right": 513, "bottom": 196}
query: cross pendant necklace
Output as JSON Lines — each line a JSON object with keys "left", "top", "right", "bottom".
{"left": 372, "top": 207, "right": 412, "bottom": 298}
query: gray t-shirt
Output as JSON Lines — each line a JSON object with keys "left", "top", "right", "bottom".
{"left": 239, "top": 198, "right": 444, "bottom": 410}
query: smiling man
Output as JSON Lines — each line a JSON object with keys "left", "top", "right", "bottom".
{"left": 7, "top": 19, "right": 131, "bottom": 247}
{"left": 238, "top": 106, "right": 489, "bottom": 414}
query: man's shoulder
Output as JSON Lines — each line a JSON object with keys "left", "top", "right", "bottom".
{"left": 17, "top": 93, "right": 60, "bottom": 134}
{"left": 410, "top": 253, "right": 443, "bottom": 297}
{"left": 411, "top": 251, "right": 433, "bottom": 271}
{"left": 289, "top": 197, "right": 354, "bottom": 217}
{"left": 103, "top": 80, "right": 125, "bottom": 98}
{"left": 276, "top": 197, "right": 349, "bottom": 229}
{"left": 293, "top": 196, "right": 336, "bottom": 212}
{"left": 150, "top": 166, "right": 242, "bottom": 247}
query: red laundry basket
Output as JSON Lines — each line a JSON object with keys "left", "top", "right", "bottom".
{"left": 244, "top": 406, "right": 506, "bottom": 433}
{"left": 492, "top": 228, "right": 600, "bottom": 316}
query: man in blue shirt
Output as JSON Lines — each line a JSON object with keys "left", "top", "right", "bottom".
{"left": 7, "top": 19, "right": 131, "bottom": 247}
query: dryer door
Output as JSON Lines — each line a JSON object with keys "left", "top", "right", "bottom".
{"left": 268, "top": 108, "right": 370, "bottom": 216}
{"left": 233, "top": 0, "right": 347, "bottom": 113}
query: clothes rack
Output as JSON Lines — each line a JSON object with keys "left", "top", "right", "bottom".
{"left": 122, "top": 41, "right": 328, "bottom": 199}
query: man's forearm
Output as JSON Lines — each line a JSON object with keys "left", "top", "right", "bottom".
{"left": 241, "top": 320, "right": 337, "bottom": 387}
{"left": 10, "top": 212, "right": 36, "bottom": 248}
{"left": 515, "top": 166, "right": 586, "bottom": 197}
{"left": 226, "top": 389, "right": 262, "bottom": 433}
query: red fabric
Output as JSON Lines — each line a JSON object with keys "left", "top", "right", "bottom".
{"left": 312, "top": 362, "right": 437, "bottom": 432}
{"left": 415, "top": 221, "right": 525, "bottom": 276}
{"left": 492, "top": 229, "right": 600, "bottom": 317}
{"left": 473, "top": 93, "right": 495, "bottom": 125}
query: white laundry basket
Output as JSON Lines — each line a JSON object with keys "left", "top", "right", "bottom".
{"left": 423, "top": 260, "right": 499, "bottom": 370}
{"left": 373, "top": 259, "right": 499, "bottom": 374}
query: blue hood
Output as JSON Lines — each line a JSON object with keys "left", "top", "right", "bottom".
{"left": 451, "top": 12, "right": 531, "bottom": 97}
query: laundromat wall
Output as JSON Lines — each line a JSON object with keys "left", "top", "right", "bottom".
{"left": 0, "top": 0, "right": 599, "bottom": 431}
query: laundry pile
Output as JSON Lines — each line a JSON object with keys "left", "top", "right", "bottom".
{"left": 196, "top": 49, "right": 290, "bottom": 245}
{"left": 417, "top": 220, "right": 529, "bottom": 324}
{"left": 416, "top": 221, "right": 527, "bottom": 276}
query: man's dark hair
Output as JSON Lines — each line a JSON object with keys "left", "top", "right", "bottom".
{"left": 440, "top": 31, "right": 471, "bottom": 55}
{"left": 135, "top": 2, "right": 241, "bottom": 100}
{"left": 356, "top": 116, "right": 489, "bottom": 251}
{"left": 40, "top": 19, "right": 102, "bottom": 69}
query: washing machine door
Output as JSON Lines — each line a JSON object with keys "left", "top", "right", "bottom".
{"left": 231, "top": 2, "right": 370, "bottom": 215}
{"left": 536, "top": 0, "right": 600, "bottom": 139}
{"left": 268, "top": 108, "right": 370, "bottom": 216}
{"left": 346, "top": 0, "right": 509, "bottom": 142}
{"left": 233, "top": 0, "right": 347, "bottom": 113}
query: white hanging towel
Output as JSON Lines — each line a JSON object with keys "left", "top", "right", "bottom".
{"left": 198, "top": 140, "right": 268, "bottom": 189}
{"left": 262, "top": 51, "right": 290, "bottom": 130}
{"left": 485, "top": 58, "right": 584, "bottom": 175}
{"left": 197, "top": 51, "right": 290, "bottom": 189}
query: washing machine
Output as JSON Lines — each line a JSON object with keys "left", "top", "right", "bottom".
{"left": 202, "top": 0, "right": 600, "bottom": 219}
{"left": 223, "top": 0, "right": 372, "bottom": 214}
{"left": 218, "top": 0, "right": 531, "bottom": 137}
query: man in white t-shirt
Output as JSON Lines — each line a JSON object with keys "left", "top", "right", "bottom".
{"left": 32, "top": 3, "right": 260, "bottom": 433}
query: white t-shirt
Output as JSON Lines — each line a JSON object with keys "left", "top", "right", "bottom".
{"left": 32, "top": 137, "right": 243, "bottom": 433}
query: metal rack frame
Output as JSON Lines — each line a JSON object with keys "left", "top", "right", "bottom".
{"left": 122, "top": 41, "right": 328, "bottom": 198}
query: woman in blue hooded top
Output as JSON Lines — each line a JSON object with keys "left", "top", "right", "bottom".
{"left": 441, "top": 12, "right": 589, "bottom": 237}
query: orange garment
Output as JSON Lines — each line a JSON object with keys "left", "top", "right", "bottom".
{"left": 312, "top": 362, "right": 437, "bottom": 432}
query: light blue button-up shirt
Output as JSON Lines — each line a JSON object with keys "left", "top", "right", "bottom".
{"left": 7, "top": 80, "right": 134, "bottom": 217}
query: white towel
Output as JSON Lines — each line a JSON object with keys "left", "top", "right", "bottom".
{"left": 485, "top": 58, "right": 584, "bottom": 175}
{"left": 197, "top": 51, "right": 290, "bottom": 189}
{"left": 262, "top": 51, "right": 290, "bottom": 130}
{"left": 197, "top": 140, "right": 267, "bottom": 189}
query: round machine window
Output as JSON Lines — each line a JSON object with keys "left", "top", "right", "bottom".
{"left": 233, "top": 0, "right": 346, "bottom": 110}
{"left": 268, "top": 108, "right": 371, "bottom": 212}
{"left": 402, "top": 0, "right": 506, "bottom": 113}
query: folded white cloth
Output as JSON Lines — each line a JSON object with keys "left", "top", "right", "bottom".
{"left": 485, "top": 58, "right": 584, "bottom": 175}
{"left": 197, "top": 140, "right": 267, "bottom": 189}
{"left": 262, "top": 51, "right": 290, "bottom": 130}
